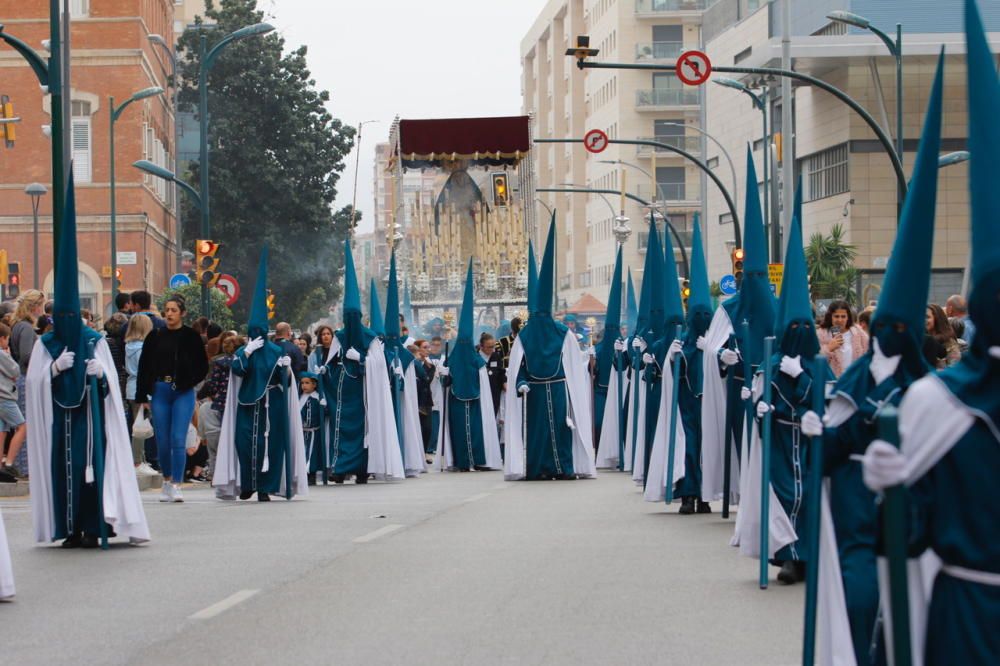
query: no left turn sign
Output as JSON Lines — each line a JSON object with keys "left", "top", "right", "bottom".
{"left": 583, "top": 128, "right": 609, "bottom": 154}
{"left": 676, "top": 50, "right": 712, "bottom": 86}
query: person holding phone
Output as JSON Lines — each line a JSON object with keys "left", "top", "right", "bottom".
{"left": 817, "top": 300, "right": 868, "bottom": 377}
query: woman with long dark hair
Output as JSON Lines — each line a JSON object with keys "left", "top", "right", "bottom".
{"left": 817, "top": 300, "right": 868, "bottom": 377}
{"left": 924, "top": 302, "right": 961, "bottom": 368}
{"left": 136, "top": 296, "right": 208, "bottom": 502}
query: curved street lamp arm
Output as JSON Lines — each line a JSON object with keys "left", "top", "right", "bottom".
{"left": 659, "top": 121, "right": 739, "bottom": 207}
{"left": 132, "top": 160, "right": 203, "bottom": 211}
{"left": 0, "top": 27, "right": 50, "bottom": 86}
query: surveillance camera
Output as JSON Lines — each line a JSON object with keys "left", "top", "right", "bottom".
{"left": 41, "top": 39, "right": 51, "bottom": 51}
{"left": 41, "top": 124, "right": 52, "bottom": 138}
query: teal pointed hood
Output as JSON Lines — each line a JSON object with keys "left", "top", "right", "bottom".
{"left": 626, "top": 268, "right": 638, "bottom": 336}
{"left": 661, "top": 216, "right": 685, "bottom": 335}
{"left": 247, "top": 246, "right": 271, "bottom": 339}
{"left": 595, "top": 245, "right": 624, "bottom": 389}
{"left": 775, "top": 180, "right": 819, "bottom": 358}
{"left": 43, "top": 170, "right": 100, "bottom": 407}
{"left": 517, "top": 216, "right": 569, "bottom": 379}
{"left": 369, "top": 279, "right": 385, "bottom": 336}
{"left": 645, "top": 215, "right": 667, "bottom": 340}
{"left": 722, "top": 147, "right": 776, "bottom": 368}
{"left": 445, "top": 259, "right": 484, "bottom": 399}
{"left": 527, "top": 240, "right": 538, "bottom": 313}
{"left": 337, "top": 239, "right": 375, "bottom": 356}
{"left": 685, "top": 213, "right": 713, "bottom": 341}
{"left": 385, "top": 252, "right": 415, "bottom": 370}
{"left": 871, "top": 50, "right": 944, "bottom": 358}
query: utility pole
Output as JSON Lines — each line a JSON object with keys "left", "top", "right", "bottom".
{"left": 780, "top": 0, "right": 793, "bottom": 263}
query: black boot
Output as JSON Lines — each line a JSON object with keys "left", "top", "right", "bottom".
{"left": 330, "top": 473, "right": 345, "bottom": 484}
{"left": 307, "top": 473, "right": 316, "bottom": 487}
{"left": 239, "top": 489, "right": 255, "bottom": 500}
{"left": 61, "top": 533, "right": 83, "bottom": 548}
{"left": 257, "top": 492, "right": 271, "bottom": 502}
{"left": 355, "top": 473, "right": 368, "bottom": 484}
{"left": 678, "top": 496, "right": 696, "bottom": 514}
{"left": 777, "top": 561, "right": 798, "bottom": 585}
{"left": 696, "top": 499, "right": 713, "bottom": 514}
{"left": 80, "top": 534, "right": 99, "bottom": 549}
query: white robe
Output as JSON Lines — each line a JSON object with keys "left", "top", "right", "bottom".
{"left": 398, "top": 362, "right": 427, "bottom": 476}
{"left": 624, "top": 369, "right": 647, "bottom": 478}
{"left": 729, "top": 373, "right": 798, "bottom": 559}
{"left": 595, "top": 366, "right": 629, "bottom": 469}
{"left": 213, "top": 357, "right": 309, "bottom": 500}
{"left": 700, "top": 306, "right": 741, "bottom": 502}
{"left": 503, "top": 332, "right": 597, "bottom": 481}
{"left": 642, "top": 354, "right": 687, "bottom": 502}
{"left": 0, "top": 507, "right": 13, "bottom": 599}
{"left": 26, "top": 338, "right": 150, "bottom": 544}
{"left": 435, "top": 366, "right": 503, "bottom": 472}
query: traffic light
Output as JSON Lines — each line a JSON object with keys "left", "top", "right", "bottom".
{"left": 491, "top": 172, "right": 509, "bottom": 207}
{"left": 681, "top": 278, "right": 691, "bottom": 307}
{"left": 1, "top": 95, "right": 15, "bottom": 147}
{"left": 7, "top": 261, "right": 21, "bottom": 299}
{"left": 731, "top": 248, "right": 745, "bottom": 287}
{"left": 266, "top": 289, "right": 276, "bottom": 320}
{"left": 114, "top": 268, "right": 123, "bottom": 294}
{"left": 195, "top": 239, "right": 221, "bottom": 287}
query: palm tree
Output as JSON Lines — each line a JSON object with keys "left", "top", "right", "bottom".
{"left": 804, "top": 224, "right": 859, "bottom": 307}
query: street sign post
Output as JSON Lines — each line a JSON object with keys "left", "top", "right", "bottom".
{"left": 719, "top": 273, "right": 738, "bottom": 295}
{"left": 168, "top": 273, "right": 191, "bottom": 289}
{"left": 215, "top": 273, "right": 240, "bottom": 307}
{"left": 676, "top": 50, "right": 712, "bottom": 86}
{"left": 583, "top": 128, "right": 609, "bottom": 154}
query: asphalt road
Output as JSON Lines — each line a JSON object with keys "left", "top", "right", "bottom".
{"left": 2, "top": 470, "right": 802, "bottom": 665}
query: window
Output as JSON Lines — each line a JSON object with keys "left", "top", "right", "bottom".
{"left": 801, "top": 143, "right": 849, "bottom": 202}
{"left": 69, "top": 0, "right": 89, "bottom": 17}
{"left": 71, "top": 101, "right": 92, "bottom": 183}
{"left": 656, "top": 166, "right": 686, "bottom": 200}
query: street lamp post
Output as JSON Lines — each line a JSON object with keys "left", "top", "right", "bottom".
{"left": 714, "top": 77, "right": 776, "bottom": 258}
{"left": 655, "top": 121, "right": 738, "bottom": 207}
{"left": 132, "top": 160, "right": 203, "bottom": 213}
{"left": 197, "top": 22, "right": 275, "bottom": 316}
{"left": 350, "top": 120, "right": 379, "bottom": 231}
{"left": 25, "top": 183, "right": 48, "bottom": 289}
{"left": 148, "top": 34, "right": 183, "bottom": 272}
{"left": 109, "top": 87, "right": 164, "bottom": 304}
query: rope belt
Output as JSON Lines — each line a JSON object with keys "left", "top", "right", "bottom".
{"left": 941, "top": 564, "right": 1000, "bottom": 586}
{"left": 528, "top": 377, "right": 566, "bottom": 385}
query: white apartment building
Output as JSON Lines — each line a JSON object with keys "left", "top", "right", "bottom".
{"left": 522, "top": 0, "right": 712, "bottom": 310}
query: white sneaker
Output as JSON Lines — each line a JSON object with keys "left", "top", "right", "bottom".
{"left": 136, "top": 463, "right": 158, "bottom": 477}
{"left": 171, "top": 484, "right": 184, "bottom": 503}
{"left": 158, "top": 483, "right": 174, "bottom": 502}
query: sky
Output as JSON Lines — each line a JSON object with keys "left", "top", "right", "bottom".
{"left": 260, "top": 0, "right": 545, "bottom": 234}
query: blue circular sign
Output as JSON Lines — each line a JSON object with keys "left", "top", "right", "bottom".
{"left": 719, "top": 274, "right": 738, "bottom": 295}
{"left": 169, "top": 273, "right": 191, "bottom": 289}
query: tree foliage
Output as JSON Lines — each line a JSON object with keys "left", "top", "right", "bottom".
{"left": 176, "top": 0, "right": 356, "bottom": 329}
{"left": 804, "top": 223, "right": 859, "bottom": 307}
{"left": 158, "top": 284, "right": 236, "bottom": 331}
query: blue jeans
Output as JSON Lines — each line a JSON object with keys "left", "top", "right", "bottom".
{"left": 150, "top": 382, "right": 196, "bottom": 482}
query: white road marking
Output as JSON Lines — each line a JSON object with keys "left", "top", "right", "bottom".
{"left": 189, "top": 589, "right": 259, "bottom": 620}
{"left": 352, "top": 524, "right": 404, "bottom": 543}
{"left": 462, "top": 492, "right": 492, "bottom": 503}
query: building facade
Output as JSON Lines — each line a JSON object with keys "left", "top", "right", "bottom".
{"left": 0, "top": 0, "right": 178, "bottom": 317}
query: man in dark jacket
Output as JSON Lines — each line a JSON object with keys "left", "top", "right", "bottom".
{"left": 273, "top": 322, "right": 307, "bottom": 380}
{"left": 479, "top": 333, "right": 504, "bottom": 416}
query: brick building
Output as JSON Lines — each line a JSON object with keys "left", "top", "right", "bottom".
{"left": 0, "top": 0, "right": 178, "bottom": 318}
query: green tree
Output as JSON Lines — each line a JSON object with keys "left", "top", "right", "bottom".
{"left": 176, "top": 0, "right": 356, "bottom": 329}
{"left": 804, "top": 223, "right": 859, "bottom": 307}
{"left": 158, "top": 284, "right": 236, "bottom": 330}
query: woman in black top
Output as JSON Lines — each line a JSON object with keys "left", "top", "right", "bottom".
{"left": 136, "top": 296, "right": 208, "bottom": 502}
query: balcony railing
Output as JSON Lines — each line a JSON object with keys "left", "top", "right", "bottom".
{"left": 635, "top": 88, "right": 701, "bottom": 108}
{"left": 634, "top": 41, "right": 684, "bottom": 61}
{"left": 635, "top": 0, "right": 707, "bottom": 15}
{"left": 636, "top": 182, "right": 693, "bottom": 202}
{"left": 635, "top": 135, "right": 702, "bottom": 157}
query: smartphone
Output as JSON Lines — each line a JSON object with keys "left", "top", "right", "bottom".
{"left": 831, "top": 326, "right": 841, "bottom": 336}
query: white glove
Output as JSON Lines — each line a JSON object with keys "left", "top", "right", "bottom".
{"left": 587, "top": 347, "right": 596, "bottom": 357}
{"left": 393, "top": 364, "right": 404, "bottom": 377}
{"left": 319, "top": 398, "right": 327, "bottom": 407}
{"left": 801, "top": 410, "right": 823, "bottom": 437}
{"left": 780, "top": 355, "right": 804, "bottom": 378}
{"left": 566, "top": 417, "right": 575, "bottom": 430}
{"left": 345, "top": 348, "right": 361, "bottom": 362}
{"left": 244, "top": 337, "right": 265, "bottom": 357}
{"left": 720, "top": 349, "right": 740, "bottom": 367}
{"left": 756, "top": 401, "right": 772, "bottom": 418}
{"left": 317, "top": 365, "right": 328, "bottom": 375}
{"left": 740, "top": 386, "right": 752, "bottom": 401}
{"left": 51, "top": 349, "right": 76, "bottom": 376}
{"left": 517, "top": 384, "right": 530, "bottom": 395}
{"left": 277, "top": 355, "right": 292, "bottom": 368}
{"left": 642, "top": 353, "right": 655, "bottom": 365}
{"left": 862, "top": 440, "right": 907, "bottom": 492}
{"left": 614, "top": 339, "right": 627, "bottom": 352}
{"left": 695, "top": 336, "right": 708, "bottom": 351}
{"left": 436, "top": 365, "right": 450, "bottom": 377}
{"left": 85, "top": 358, "right": 104, "bottom": 379}
{"left": 667, "top": 339, "right": 683, "bottom": 362}
{"left": 632, "top": 338, "right": 647, "bottom": 352}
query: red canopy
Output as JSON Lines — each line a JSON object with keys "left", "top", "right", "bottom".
{"left": 396, "top": 116, "right": 530, "bottom": 168}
